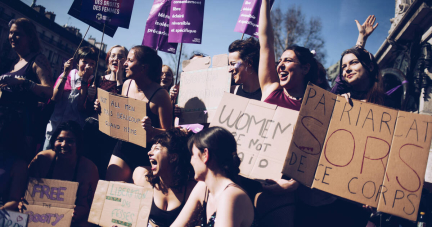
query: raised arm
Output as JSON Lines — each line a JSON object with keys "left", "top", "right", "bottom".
{"left": 355, "top": 15, "right": 378, "bottom": 48}
{"left": 258, "top": 0, "right": 281, "bottom": 101}
{"left": 52, "top": 59, "right": 73, "bottom": 101}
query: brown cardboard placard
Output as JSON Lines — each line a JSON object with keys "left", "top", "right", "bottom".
{"left": 25, "top": 205, "right": 73, "bottom": 227}
{"left": 178, "top": 54, "right": 231, "bottom": 125}
{"left": 210, "top": 92, "right": 299, "bottom": 180}
{"left": 311, "top": 96, "right": 398, "bottom": 208}
{"left": 24, "top": 178, "right": 78, "bottom": 227}
{"left": 98, "top": 88, "right": 147, "bottom": 147}
{"left": 282, "top": 84, "right": 337, "bottom": 187}
{"left": 377, "top": 111, "right": 432, "bottom": 221}
{"left": 25, "top": 178, "right": 78, "bottom": 209}
{"left": 88, "top": 180, "right": 153, "bottom": 227}
{"left": 0, "top": 210, "right": 28, "bottom": 227}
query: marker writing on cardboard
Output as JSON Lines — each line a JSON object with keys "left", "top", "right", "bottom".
{"left": 26, "top": 211, "right": 64, "bottom": 226}
{"left": 31, "top": 184, "right": 67, "bottom": 201}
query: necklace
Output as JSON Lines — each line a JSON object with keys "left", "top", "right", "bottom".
{"left": 284, "top": 89, "right": 302, "bottom": 100}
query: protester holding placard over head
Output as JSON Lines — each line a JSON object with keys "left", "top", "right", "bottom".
{"left": 171, "top": 127, "right": 254, "bottom": 227}
{"left": 228, "top": 37, "right": 262, "bottom": 101}
{"left": 0, "top": 18, "right": 53, "bottom": 157}
{"left": 95, "top": 45, "right": 173, "bottom": 182}
{"left": 0, "top": 117, "right": 28, "bottom": 211}
{"left": 42, "top": 46, "right": 97, "bottom": 151}
{"left": 27, "top": 121, "right": 99, "bottom": 227}
{"left": 132, "top": 128, "right": 195, "bottom": 227}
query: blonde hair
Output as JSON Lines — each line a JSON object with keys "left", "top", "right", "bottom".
{"left": 105, "top": 45, "right": 128, "bottom": 74}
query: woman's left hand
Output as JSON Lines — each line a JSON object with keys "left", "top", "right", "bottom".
{"left": 141, "top": 116, "right": 153, "bottom": 133}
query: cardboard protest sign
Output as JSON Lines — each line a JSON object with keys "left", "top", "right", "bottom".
{"left": 311, "top": 96, "right": 398, "bottom": 207}
{"left": 210, "top": 92, "right": 299, "bottom": 180}
{"left": 177, "top": 54, "right": 231, "bottom": 125}
{"left": 0, "top": 210, "right": 28, "bottom": 227}
{"left": 142, "top": 0, "right": 178, "bottom": 54}
{"left": 234, "top": 0, "right": 274, "bottom": 37}
{"left": 68, "top": 0, "right": 118, "bottom": 37}
{"left": 24, "top": 178, "right": 78, "bottom": 227}
{"left": 88, "top": 180, "right": 153, "bottom": 227}
{"left": 377, "top": 111, "right": 432, "bottom": 221}
{"left": 168, "top": 0, "right": 205, "bottom": 44}
{"left": 282, "top": 84, "right": 337, "bottom": 187}
{"left": 79, "top": 0, "right": 135, "bottom": 29}
{"left": 425, "top": 148, "right": 432, "bottom": 183}
{"left": 98, "top": 89, "right": 147, "bottom": 147}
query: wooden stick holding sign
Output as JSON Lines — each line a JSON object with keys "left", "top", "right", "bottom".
{"left": 175, "top": 43, "right": 183, "bottom": 85}
{"left": 92, "top": 22, "right": 106, "bottom": 88}
{"left": 72, "top": 25, "right": 90, "bottom": 59}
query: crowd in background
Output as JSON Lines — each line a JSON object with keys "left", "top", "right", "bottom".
{"left": 1, "top": 1, "right": 431, "bottom": 226}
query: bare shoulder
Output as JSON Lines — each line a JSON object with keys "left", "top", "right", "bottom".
{"left": 121, "top": 79, "right": 132, "bottom": 96}
{"left": 33, "top": 54, "right": 53, "bottom": 84}
{"left": 34, "top": 150, "right": 56, "bottom": 162}
{"left": 132, "top": 166, "right": 150, "bottom": 186}
{"left": 153, "top": 86, "right": 170, "bottom": 102}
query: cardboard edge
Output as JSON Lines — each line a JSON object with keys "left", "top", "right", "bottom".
{"left": 88, "top": 180, "right": 110, "bottom": 225}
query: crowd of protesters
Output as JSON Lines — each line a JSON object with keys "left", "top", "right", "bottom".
{"left": 0, "top": 1, "right": 430, "bottom": 226}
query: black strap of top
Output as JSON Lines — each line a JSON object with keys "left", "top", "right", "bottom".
{"left": 148, "top": 87, "right": 164, "bottom": 103}
{"left": 24, "top": 53, "right": 42, "bottom": 75}
{"left": 125, "top": 80, "right": 133, "bottom": 96}
{"left": 47, "top": 154, "right": 81, "bottom": 181}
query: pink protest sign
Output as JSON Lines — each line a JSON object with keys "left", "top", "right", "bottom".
{"left": 142, "top": 0, "right": 178, "bottom": 54}
{"left": 168, "top": 0, "right": 205, "bottom": 44}
{"left": 234, "top": 0, "right": 274, "bottom": 37}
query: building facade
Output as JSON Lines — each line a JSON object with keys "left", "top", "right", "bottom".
{"left": 0, "top": 0, "right": 107, "bottom": 80}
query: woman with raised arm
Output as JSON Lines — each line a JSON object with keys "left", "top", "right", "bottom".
{"left": 28, "top": 121, "right": 99, "bottom": 227}
{"left": 228, "top": 37, "right": 262, "bottom": 100}
{"left": 132, "top": 128, "right": 195, "bottom": 227}
{"left": 171, "top": 127, "right": 254, "bottom": 227}
{"left": 95, "top": 46, "right": 173, "bottom": 182}
{"left": 0, "top": 18, "right": 53, "bottom": 157}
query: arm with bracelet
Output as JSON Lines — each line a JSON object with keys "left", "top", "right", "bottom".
{"left": 52, "top": 58, "right": 73, "bottom": 101}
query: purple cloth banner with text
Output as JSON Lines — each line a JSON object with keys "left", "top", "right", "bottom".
{"left": 142, "top": 0, "right": 178, "bottom": 54}
{"left": 234, "top": 0, "right": 274, "bottom": 37}
{"left": 168, "top": 0, "right": 205, "bottom": 44}
{"left": 80, "top": 0, "right": 135, "bottom": 29}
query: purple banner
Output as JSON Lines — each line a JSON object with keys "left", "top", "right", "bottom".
{"left": 234, "top": 0, "right": 274, "bottom": 37}
{"left": 142, "top": 0, "right": 178, "bottom": 54}
{"left": 80, "top": 0, "right": 135, "bottom": 29}
{"left": 168, "top": 0, "right": 205, "bottom": 44}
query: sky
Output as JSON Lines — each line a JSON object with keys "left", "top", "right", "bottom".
{"left": 22, "top": 0, "right": 396, "bottom": 69}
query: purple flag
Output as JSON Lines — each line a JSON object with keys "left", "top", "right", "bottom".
{"left": 80, "top": 0, "right": 135, "bottom": 29}
{"left": 168, "top": 0, "right": 205, "bottom": 44}
{"left": 142, "top": 0, "right": 178, "bottom": 54}
{"left": 234, "top": 0, "right": 274, "bottom": 37}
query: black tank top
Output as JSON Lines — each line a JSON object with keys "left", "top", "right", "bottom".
{"left": 0, "top": 54, "right": 41, "bottom": 107}
{"left": 46, "top": 154, "right": 81, "bottom": 182}
{"left": 148, "top": 184, "right": 188, "bottom": 227}
{"left": 235, "top": 85, "right": 262, "bottom": 101}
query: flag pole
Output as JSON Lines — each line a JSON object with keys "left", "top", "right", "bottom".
{"left": 92, "top": 22, "right": 106, "bottom": 88}
{"left": 241, "top": 33, "right": 245, "bottom": 40}
{"left": 72, "top": 25, "right": 90, "bottom": 59}
{"left": 175, "top": 43, "right": 183, "bottom": 85}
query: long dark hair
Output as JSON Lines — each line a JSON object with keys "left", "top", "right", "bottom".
{"left": 283, "top": 45, "right": 322, "bottom": 89}
{"left": 146, "top": 128, "right": 193, "bottom": 191}
{"left": 229, "top": 37, "right": 260, "bottom": 74}
{"left": 131, "top": 45, "right": 162, "bottom": 83}
{"left": 10, "top": 18, "right": 41, "bottom": 53}
{"left": 49, "top": 121, "right": 83, "bottom": 155}
{"left": 188, "top": 127, "right": 240, "bottom": 182}
{"left": 337, "top": 47, "right": 384, "bottom": 105}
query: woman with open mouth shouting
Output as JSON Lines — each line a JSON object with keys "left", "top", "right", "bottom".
{"left": 132, "top": 128, "right": 195, "bottom": 227}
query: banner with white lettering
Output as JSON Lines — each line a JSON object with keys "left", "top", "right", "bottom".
{"left": 234, "top": 0, "right": 274, "bottom": 37}
{"left": 142, "top": 0, "right": 178, "bottom": 54}
{"left": 80, "top": 0, "right": 135, "bottom": 29}
{"left": 168, "top": 0, "right": 205, "bottom": 44}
